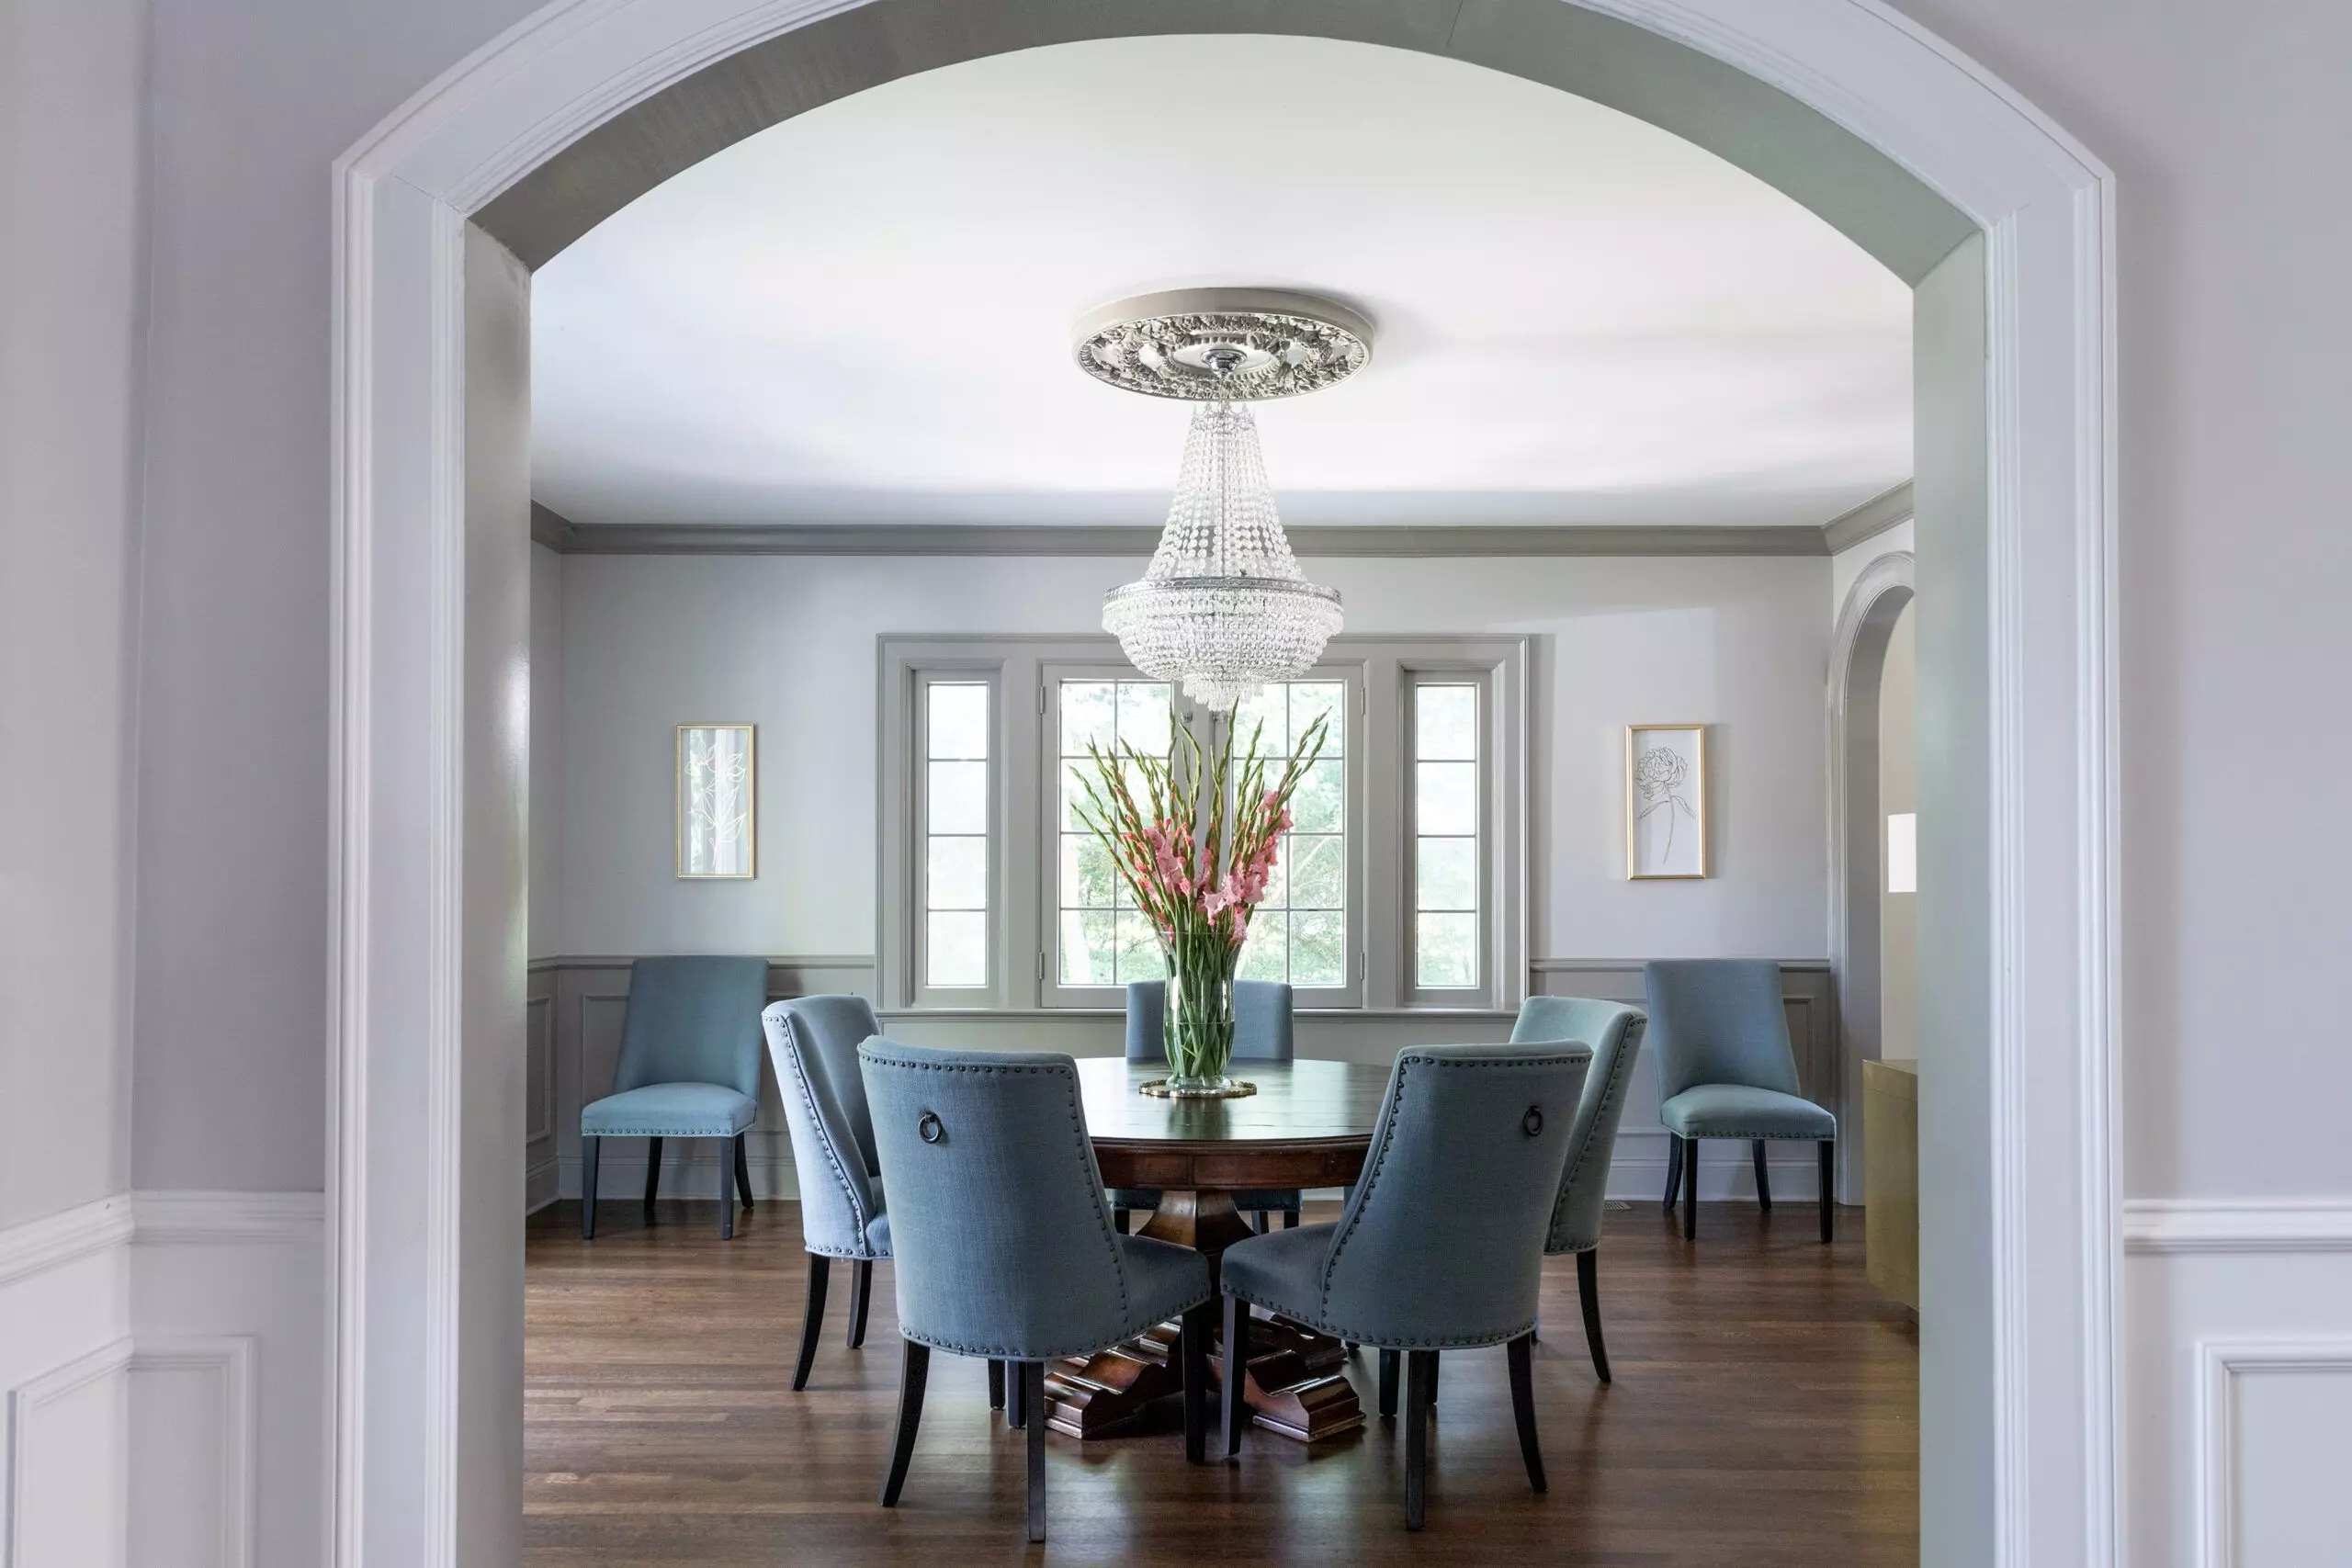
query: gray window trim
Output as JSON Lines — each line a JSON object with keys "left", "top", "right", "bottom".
{"left": 877, "top": 633, "right": 1526, "bottom": 1015}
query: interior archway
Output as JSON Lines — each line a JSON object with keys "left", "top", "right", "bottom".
{"left": 1829, "top": 547, "right": 1917, "bottom": 1198}
{"left": 327, "top": 5, "right": 2120, "bottom": 1563}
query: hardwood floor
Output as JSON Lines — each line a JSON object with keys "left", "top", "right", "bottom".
{"left": 526, "top": 1198, "right": 1917, "bottom": 1565}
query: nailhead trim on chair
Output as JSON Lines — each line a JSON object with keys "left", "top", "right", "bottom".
{"left": 1544, "top": 1012, "right": 1644, "bottom": 1254}
{"left": 776, "top": 1011, "right": 882, "bottom": 1258}
{"left": 1298, "top": 1050, "right": 1586, "bottom": 1342}
{"left": 857, "top": 1050, "right": 1130, "bottom": 1325}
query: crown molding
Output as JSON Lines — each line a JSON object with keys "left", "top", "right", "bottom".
{"left": 526, "top": 511, "right": 1832, "bottom": 558}
{"left": 1822, "top": 480, "right": 1915, "bottom": 553}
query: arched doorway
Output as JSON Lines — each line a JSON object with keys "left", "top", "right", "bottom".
{"left": 1829, "top": 547, "right": 1916, "bottom": 1199}
{"left": 327, "top": 5, "right": 2120, "bottom": 1563}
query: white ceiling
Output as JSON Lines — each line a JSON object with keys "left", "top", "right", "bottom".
{"left": 530, "top": 34, "right": 1912, "bottom": 531}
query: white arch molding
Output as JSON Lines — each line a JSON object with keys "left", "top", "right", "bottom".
{"left": 1826, "top": 548, "right": 1917, "bottom": 1201}
{"left": 328, "top": 5, "right": 2120, "bottom": 1564}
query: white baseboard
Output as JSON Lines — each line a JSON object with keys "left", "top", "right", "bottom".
{"left": 0, "top": 1192, "right": 319, "bottom": 1568}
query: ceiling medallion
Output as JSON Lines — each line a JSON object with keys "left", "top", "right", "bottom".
{"left": 1073, "top": 288, "right": 1374, "bottom": 402}
{"left": 1080, "top": 289, "right": 1365, "bottom": 710}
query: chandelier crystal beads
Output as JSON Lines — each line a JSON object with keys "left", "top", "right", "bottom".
{"left": 1080, "top": 290, "right": 1365, "bottom": 711}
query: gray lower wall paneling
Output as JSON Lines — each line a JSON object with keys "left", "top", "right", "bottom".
{"left": 530, "top": 955, "right": 1836, "bottom": 1210}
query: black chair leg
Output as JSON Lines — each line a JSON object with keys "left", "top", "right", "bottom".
{"left": 1663, "top": 1133, "right": 1683, "bottom": 1210}
{"left": 1819, "top": 1140, "right": 1837, "bottom": 1243}
{"left": 1377, "top": 1348, "right": 1399, "bottom": 1418}
{"left": 1182, "top": 1300, "right": 1214, "bottom": 1463}
{"left": 1428, "top": 1353, "right": 1440, "bottom": 1404}
{"left": 718, "top": 1139, "right": 735, "bottom": 1240}
{"left": 1253, "top": 1210, "right": 1268, "bottom": 1235}
{"left": 878, "top": 1340, "right": 929, "bottom": 1506}
{"left": 1114, "top": 1208, "right": 1131, "bottom": 1235}
{"left": 1282, "top": 1208, "right": 1298, "bottom": 1230}
{"left": 1008, "top": 1356, "right": 1026, "bottom": 1429}
{"left": 1221, "top": 1294, "right": 1251, "bottom": 1455}
{"left": 1507, "top": 1332, "right": 1546, "bottom": 1493}
{"left": 1404, "top": 1349, "right": 1436, "bottom": 1530}
{"left": 847, "top": 1258, "right": 873, "bottom": 1348}
{"left": 1681, "top": 1135, "right": 1700, "bottom": 1240}
{"left": 791, "top": 1254, "right": 830, "bottom": 1391}
{"left": 581, "top": 1136, "right": 600, "bottom": 1239}
{"left": 734, "top": 1133, "right": 753, "bottom": 1210}
{"left": 988, "top": 1359, "right": 1005, "bottom": 1410}
{"left": 643, "top": 1135, "right": 662, "bottom": 1213}
{"left": 1024, "top": 1362, "right": 1047, "bottom": 1542}
{"left": 1753, "top": 1139, "right": 1772, "bottom": 1213}
{"left": 1577, "top": 1249, "right": 1611, "bottom": 1382}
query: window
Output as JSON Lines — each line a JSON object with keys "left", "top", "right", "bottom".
{"left": 920, "top": 680, "right": 991, "bottom": 990}
{"left": 1886, "top": 812, "right": 1917, "bottom": 894}
{"left": 1411, "top": 681, "right": 1482, "bottom": 991}
{"left": 1234, "top": 680, "right": 1350, "bottom": 989}
{"left": 877, "top": 635, "right": 1522, "bottom": 1015}
{"left": 1055, "top": 675, "right": 1173, "bottom": 989}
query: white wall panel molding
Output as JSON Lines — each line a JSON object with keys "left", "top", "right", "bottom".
{"left": 0, "top": 1194, "right": 134, "bottom": 1290}
{"left": 2193, "top": 1337, "right": 2352, "bottom": 1568}
{"left": 2124, "top": 1199, "right": 2352, "bottom": 1255}
{"left": 128, "top": 1337, "right": 257, "bottom": 1568}
{"left": 5, "top": 1338, "right": 132, "bottom": 1568}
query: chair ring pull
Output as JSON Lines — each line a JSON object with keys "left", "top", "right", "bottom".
{"left": 917, "top": 1111, "right": 944, "bottom": 1145}
{"left": 1521, "top": 1106, "right": 1544, "bottom": 1137}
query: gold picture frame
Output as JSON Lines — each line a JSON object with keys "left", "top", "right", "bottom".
{"left": 676, "top": 723, "right": 756, "bottom": 878}
{"left": 1625, "top": 723, "right": 1706, "bottom": 879}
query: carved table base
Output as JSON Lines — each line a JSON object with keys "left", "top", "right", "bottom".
{"left": 1041, "top": 1189, "right": 1365, "bottom": 1443}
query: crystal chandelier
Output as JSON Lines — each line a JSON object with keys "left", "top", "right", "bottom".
{"left": 1076, "top": 289, "right": 1369, "bottom": 711}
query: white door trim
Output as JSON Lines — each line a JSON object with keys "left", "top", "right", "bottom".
{"left": 328, "top": 3, "right": 2119, "bottom": 1563}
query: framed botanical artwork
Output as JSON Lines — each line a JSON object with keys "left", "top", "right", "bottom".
{"left": 1625, "top": 723, "right": 1706, "bottom": 879}
{"left": 677, "top": 724, "right": 756, "bottom": 878}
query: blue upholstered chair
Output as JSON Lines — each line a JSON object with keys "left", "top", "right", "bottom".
{"left": 580, "top": 956, "right": 766, "bottom": 1240}
{"left": 1216, "top": 1043, "right": 1591, "bottom": 1531}
{"left": 763, "top": 996, "right": 891, "bottom": 1391}
{"left": 1645, "top": 959, "right": 1837, "bottom": 1243}
{"left": 1510, "top": 995, "right": 1647, "bottom": 1383}
{"left": 1109, "top": 979, "right": 1301, "bottom": 1233}
{"left": 858, "top": 1041, "right": 1216, "bottom": 1542}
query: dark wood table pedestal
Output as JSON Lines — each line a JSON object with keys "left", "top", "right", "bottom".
{"left": 1041, "top": 1188, "right": 1365, "bottom": 1443}
{"left": 1043, "top": 1060, "right": 1391, "bottom": 1446}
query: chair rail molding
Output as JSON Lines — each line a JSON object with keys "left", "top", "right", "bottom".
{"left": 2123, "top": 1198, "right": 2352, "bottom": 1254}
{"left": 331, "top": 2, "right": 2119, "bottom": 1564}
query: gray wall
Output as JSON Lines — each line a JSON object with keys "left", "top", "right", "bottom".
{"left": 528, "top": 543, "right": 563, "bottom": 960}
{"left": 543, "top": 551, "right": 1836, "bottom": 963}
{"left": 0, "top": 0, "right": 146, "bottom": 1229}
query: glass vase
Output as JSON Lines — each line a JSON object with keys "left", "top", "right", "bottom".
{"left": 1159, "top": 931, "right": 1241, "bottom": 1097}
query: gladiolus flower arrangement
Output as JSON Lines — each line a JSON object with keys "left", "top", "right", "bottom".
{"left": 1072, "top": 711, "right": 1329, "bottom": 1096}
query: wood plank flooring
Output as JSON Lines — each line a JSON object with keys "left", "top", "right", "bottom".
{"left": 526, "top": 1199, "right": 1917, "bottom": 1565}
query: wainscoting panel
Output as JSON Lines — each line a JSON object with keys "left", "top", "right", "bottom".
{"left": 525, "top": 970, "right": 558, "bottom": 1213}
{"left": 0, "top": 1192, "right": 313, "bottom": 1568}
{"left": 2123, "top": 1201, "right": 2352, "bottom": 1566}
{"left": 537, "top": 956, "right": 1835, "bottom": 1204}
{"left": 1531, "top": 959, "right": 1838, "bottom": 1201}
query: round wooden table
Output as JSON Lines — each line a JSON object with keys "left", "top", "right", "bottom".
{"left": 1045, "top": 1057, "right": 1393, "bottom": 1444}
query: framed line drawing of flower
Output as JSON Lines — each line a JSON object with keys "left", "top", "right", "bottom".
{"left": 1625, "top": 724, "right": 1706, "bottom": 879}
{"left": 677, "top": 724, "right": 756, "bottom": 879}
